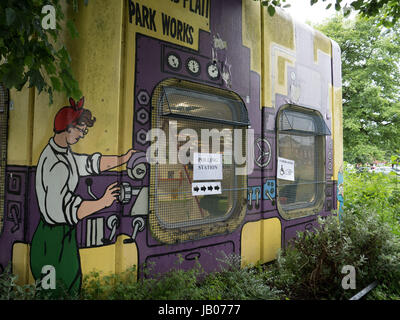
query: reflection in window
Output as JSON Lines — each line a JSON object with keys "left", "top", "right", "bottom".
{"left": 149, "top": 79, "right": 248, "bottom": 244}
{"left": 277, "top": 105, "right": 328, "bottom": 219}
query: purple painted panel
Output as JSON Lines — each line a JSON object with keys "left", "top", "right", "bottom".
{"left": 144, "top": 241, "right": 234, "bottom": 277}
{"left": 0, "top": 166, "right": 29, "bottom": 272}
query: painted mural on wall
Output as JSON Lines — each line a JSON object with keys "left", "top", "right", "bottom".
{"left": 30, "top": 97, "right": 135, "bottom": 294}
{"left": 0, "top": 0, "right": 342, "bottom": 295}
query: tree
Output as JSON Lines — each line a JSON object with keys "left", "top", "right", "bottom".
{"left": 257, "top": 0, "right": 400, "bottom": 27}
{"left": 315, "top": 15, "right": 400, "bottom": 163}
{"left": 0, "top": 0, "right": 86, "bottom": 104}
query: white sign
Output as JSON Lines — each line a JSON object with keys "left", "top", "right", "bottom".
{"left": 193, "top": 153, "right": 223, "bottom": 181}
{"left": 192, "top": 182, "right": 222, "bottom": 196}
{"left": 277, "top": 157, "right": 295, "bottom": 181}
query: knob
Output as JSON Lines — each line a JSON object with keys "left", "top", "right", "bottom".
{"left": 119, "top": 182, "right": 132, "bottom": 204}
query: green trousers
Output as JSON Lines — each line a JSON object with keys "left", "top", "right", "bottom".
{"left": 30, "top": 220, "right": 82, "bottom": 297}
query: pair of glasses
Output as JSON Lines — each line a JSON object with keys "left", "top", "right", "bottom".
{"left": 75, "top": 127, "right": 88, "bottom": 135}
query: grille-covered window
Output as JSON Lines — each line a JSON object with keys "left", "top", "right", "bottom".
{"left": 0, "top": 83, "right": 9, "bottom": 234}
{"left": 276, "top": 105, "right": 329, "bottom": 219}
{"left": 148, "top": 79, "right": 248, "bottom": 244}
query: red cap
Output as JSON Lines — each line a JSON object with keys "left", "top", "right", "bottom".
{"left": 54, "top": 97, "right": 85, "bottom": 133}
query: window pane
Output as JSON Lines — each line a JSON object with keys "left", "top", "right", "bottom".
{"left": 149, "top": 79, "right": 248, "bottom": 244}
{"left": 278, "top": 134, "right": 317, "bottom": 207}
{"left": 160, "top": 86, "right": 249, "bottom": 126}
{"left": 277, "top": 106, "right": 326, "bottom": 219}
{"left": 154, "top": 118, "right": 236, "bottom": 229}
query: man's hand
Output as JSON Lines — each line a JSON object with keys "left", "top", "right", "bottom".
{"left": 101, "top": 182, "right": 120, "bottom": 208}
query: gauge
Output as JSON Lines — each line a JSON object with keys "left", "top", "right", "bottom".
{"left": 186, "top": 58, "right": 201, "bottom": 76}
{"left": 207, "top": 62, "right": 220, "bottom": 80}
{"left": 166, "top": 53, "right": 181, "bottom": 70}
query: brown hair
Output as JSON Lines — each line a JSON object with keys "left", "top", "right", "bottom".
{"left": 76, "top": 109, "right": 96, "bottom": 127}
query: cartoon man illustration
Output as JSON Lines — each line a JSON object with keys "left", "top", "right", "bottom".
{"left": 30, "top": 97, "right": 135, "bottom": 296}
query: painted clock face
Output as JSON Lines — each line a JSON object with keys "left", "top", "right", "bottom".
{"left": 167, "top": 53, "right": 181, "bottom": 70}
{"left": 186, "top": 58, "right": 201, "bottom": 76}
{"left": 207, "top": 63, "right": 220, "bottom": 80}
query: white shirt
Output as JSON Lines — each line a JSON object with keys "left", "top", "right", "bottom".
{"left": 36, "top": 138, "right": 101, "bottom": 226}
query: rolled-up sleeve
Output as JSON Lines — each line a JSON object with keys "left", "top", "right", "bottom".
{"left": 73, "top": 152, "right": 102, "bottom": 176}
{"left": 43, "top": 162, "right": 82, "bottom": 225}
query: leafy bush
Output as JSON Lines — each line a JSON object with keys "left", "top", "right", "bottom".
{"left": 0, "top": 265, "right": 36, "bottom": 300}
{"left": 198, "top": 254, "right": 281, "bottom": 300}
{"left": 344, "top": 167, "right": 400, "bottom": 236}
{"left": 81, "top": 255, "right": 281, "bottom": 300}
{"left": 265, "top": 210, "right": 400, "bottom": 300}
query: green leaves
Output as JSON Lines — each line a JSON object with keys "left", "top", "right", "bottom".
{"left": 258, "top": 0, "right": 290, "bottom": 16}
{"left": 316, "top": 16, "right": 400, "bottom": 163}
{"left": 0, "top": 0, "right": 84, "bottom": 104}
{"left": 255, "top": 0, "right": 400, "bottom": 27}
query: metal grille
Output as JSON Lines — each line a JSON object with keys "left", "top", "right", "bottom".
{"left": 279, "top": 108, "right": 331, "bottom": 136}
{"left": 161, "top": 86, "right": 249, "bottom": 126}
{"left": 0, "top": 83, "right": 9, "bottom": 233}
{"left": 277, "top": 106, "right": 326, "bottom": 219}
{"left": 149, "top": 79, "right": 247, "bottom": 244}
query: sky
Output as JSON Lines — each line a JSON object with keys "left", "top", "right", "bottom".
{"left": 282, "top": 0, "right": 357, "bottom": 25}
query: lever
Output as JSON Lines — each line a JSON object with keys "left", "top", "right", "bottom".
{"left": 123, "top": 217, "right": 145, "bottom": 244}
{"left": 247, "top": 189, "right": 253, "bottom": 209}
{"left": 102, "top": 215, "right": 119, "bottom": 245}
{"left": 85, "top": 179, "right": 140, "bottom": 204}
{"left": 85, "top": 178, "right": 98, "bottom": 200}
{"left": 255, "top": 188, "right": 260, "bottom": 209}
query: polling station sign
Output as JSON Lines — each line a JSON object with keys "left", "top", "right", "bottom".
{"left": 193, "top": 153, "right": 223, "bottom": 181}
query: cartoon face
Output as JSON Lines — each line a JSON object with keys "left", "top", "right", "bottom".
{"left": 66, "top": 124, "right": 88, "bottom": 145}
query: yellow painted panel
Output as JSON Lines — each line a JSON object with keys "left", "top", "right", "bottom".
{"left": 241, "top": 217, "right": 281, "bottom": 267}
{"left": 125, "top": 0, "right": 210, "bottom": 51}
{"left": 332, "top": 87, "right": 343, "bottom": 181}
{"left": 80, "top": 234, "right": 138, "bottom": 277}
{"left": 7, "top": 87, "right": 34, "bottom": 166}
{"left": 242, "top": 0, "right": 262, "bottom": 74}
{"left": 115, "top": 234, "right": 139, "bottom": 274}
{"left": 241, "top": 220, "right": 262, "bottom": 267}
{"left": 314, "top": 30, "right": 332, "bottom": 63}
{"left": 12, "top": 242, "right": 35, "bottom": 285}
{"left": 31, "top": 0, "right": 125, "bottom": 165}
{"left": 275, "top": 54, "right": 295, "bottom": 96}
{"left": 262, "top": 8, "right": 295, "bottom": 108}
{"left": 261, "top": 217, "right": 281, "bottom": 263}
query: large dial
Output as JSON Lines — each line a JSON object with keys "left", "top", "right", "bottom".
{"left": 207, "top": 62, "right": 220, "bottom": 80}
{"left": 186, "top": 58, "right": 201, "bottom": 76}
{"left": 166, "top": 53, "right": 181, "bottom": 70}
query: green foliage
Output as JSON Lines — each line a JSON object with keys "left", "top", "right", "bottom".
{"left": 343, "top": 166, "right": 400, "bottom": 236}
{"left": 315, "top": 16, "right": 400, "bottom": 163}
{"left": 256, "top": 0, "right": 400, "bottom": 27}
{"left": 0, "top": 0, "right": 87, "bottom": 104}
{"left": 265, "top": 211, "right": 400, "bottom": 300}
{"left": 264, "top": 165, "right": 400, "bottom": 300}
{"left": 0, "top": 265, "right": 36, "bottom": 300}
{"left": 198, "top": 255, "right": 281, "bottom": 300}
{"left": 81, "top": 256, "right": 281, "bottom": 300}
{"left": 0, "top": 264, "right": 72, "bottom": 300}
